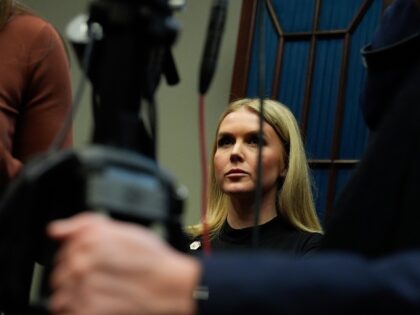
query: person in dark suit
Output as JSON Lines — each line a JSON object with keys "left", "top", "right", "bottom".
{"left": 47, "top": 213, "right": 420, "bottom": 315}
{"left": 46, "top": 0, "right": 420, "bottom": 314}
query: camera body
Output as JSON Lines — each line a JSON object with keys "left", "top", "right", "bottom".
{"left": 0, "top": 146, "right": 188, "bottom": 314}
{"left": 27, "top": 146, "right": 187, "bottom": 312}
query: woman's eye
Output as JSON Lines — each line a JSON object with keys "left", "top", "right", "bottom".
{"left": 217, "top": 136, "right": 233, "bottom": 147}
{"left": 248, "top": 134, "right": 266, "bottom": 146}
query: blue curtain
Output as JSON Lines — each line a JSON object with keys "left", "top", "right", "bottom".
{"left": 340, "top": 3, "right": 382, "bottom": 158}
{"left": 272, "top": 0, "right": 316, "bottom": 32}
{"left": 311, "top": 169, "right": 329, "bottom": 222}
{"left": 306, "top": 38, "right": 342, "bottom": 160}
{"left": 278, "top": 41, "right": 310, "bottom": 121}
{"left": 245, "top": 0, "right": 382, "bottom": 220}
{"left": 247, "top": 5, "right": 278, "bottom": 98}
{"left": 319, "top": 0, "right": 366, "bottom": 30}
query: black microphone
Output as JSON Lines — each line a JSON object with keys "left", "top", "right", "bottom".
{"left": 199, "top": 0, "right": 228, "bottom": 95}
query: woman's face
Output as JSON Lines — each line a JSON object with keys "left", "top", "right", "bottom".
{"left": 213, "top": 107, "right": 286, "bottom": 198}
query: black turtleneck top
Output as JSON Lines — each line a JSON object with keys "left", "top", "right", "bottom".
{"left": 189, "top": 215, "right": 323, "bottom": 257}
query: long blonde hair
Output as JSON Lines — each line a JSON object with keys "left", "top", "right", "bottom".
{"left": 189, "top": 98, "right": 323, "bottom": 237}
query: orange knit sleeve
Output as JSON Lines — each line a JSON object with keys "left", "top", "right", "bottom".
{"left": 0, "top": 14, "right": 72, "bottom": 189}
{"left": 13, "top": 17, "right": 73, "bottom": 161}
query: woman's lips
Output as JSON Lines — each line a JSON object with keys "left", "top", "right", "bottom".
{"left": 226, "top": 169, "right": 248, "bottom": 177}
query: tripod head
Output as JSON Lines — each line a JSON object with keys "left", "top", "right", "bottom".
{"left": 74, "top": 0, "right": 182, "bottom": 157}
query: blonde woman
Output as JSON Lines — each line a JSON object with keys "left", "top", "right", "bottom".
{"left": 0, "top": 0, "right": 72, "bottom": 192}
{"left": 189, "top": 98, "right": 322, "bottom": 255}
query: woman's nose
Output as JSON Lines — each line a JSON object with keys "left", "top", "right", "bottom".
{"left": 230, "top": 142, "right": 244, "bottom": 162}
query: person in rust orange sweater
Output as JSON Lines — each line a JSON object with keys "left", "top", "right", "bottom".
{"left": 0, "top": 0, "right": 72, "bottom": 193}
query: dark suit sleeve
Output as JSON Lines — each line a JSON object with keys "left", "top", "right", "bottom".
{"left": 198, "top": 252, "right": 420, "bottom": 315}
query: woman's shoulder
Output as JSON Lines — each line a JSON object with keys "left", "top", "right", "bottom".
{"left": 6, "top": 13, "right": 51, "bottom": 34}
{"left": 4, "top": 13, "right": 62, "bottom": 50}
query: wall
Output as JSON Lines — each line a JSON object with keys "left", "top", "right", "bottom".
{"left": 22, "top": 0, "right": 242, "bottom": 225}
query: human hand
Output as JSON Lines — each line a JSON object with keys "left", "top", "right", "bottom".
{"left": 48, "top": 213, "right": 200, "bottom": 315}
